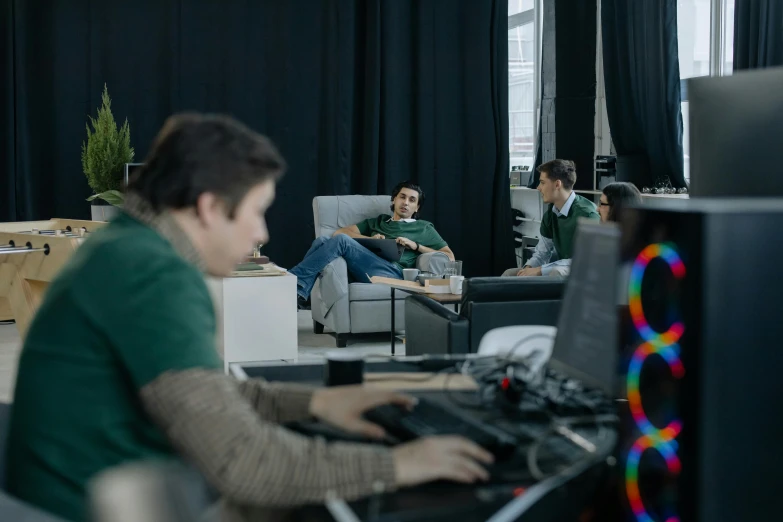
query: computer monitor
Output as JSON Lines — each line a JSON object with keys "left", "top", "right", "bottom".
{"left": 548, "top": 219, "right": 620, "bottom": 395}
{"left": 688, "top": 66, "right": 783, "bottom": 197}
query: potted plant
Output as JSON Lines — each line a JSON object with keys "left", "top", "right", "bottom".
{"left": 82, "top": 84, "right": 134, "bottom": 221}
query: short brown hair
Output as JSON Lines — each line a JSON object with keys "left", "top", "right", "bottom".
{"left": 127, "top": 113, "right": 286, "bottom": 217}
{"left": 538, "top": 159, "right": 577, "bottom": 190}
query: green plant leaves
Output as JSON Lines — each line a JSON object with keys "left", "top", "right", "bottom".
{"left": 86, "top": 190, "right": 125, "bottom": 206}
{"left": 82, "top": 84, "right": 134, "bottom": 201}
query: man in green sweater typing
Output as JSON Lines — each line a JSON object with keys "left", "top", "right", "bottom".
{"left": 289, "top": 181, "right": 455, "bottom": 306}
{"left": 511, "top": 159, "right": 599, "bottom": 277}
{"left": 5, "top": 114, "right": 492, "bottom": 521}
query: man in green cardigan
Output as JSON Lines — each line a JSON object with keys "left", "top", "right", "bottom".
{"left": 507, "top": 159, "right": 599, "bottom": 278}
{"left": 5, "top": 113, "right": 492, "bottom": 522}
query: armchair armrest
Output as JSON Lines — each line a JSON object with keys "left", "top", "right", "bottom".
{"left": 416, "top": 251, "right": 450, "bottom": 275}
{"left": 314, "top": 257, "right": 349, "bottom": 311}
{"left": 404, "top": 295, "right": 470, "bottom": 356}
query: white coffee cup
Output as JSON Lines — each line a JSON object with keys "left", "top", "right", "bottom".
{"left": 403, "top": 268, "right": 420, "bottom": 281}
{"left": 449, "top": 275, "right": 465, "bottom": 294}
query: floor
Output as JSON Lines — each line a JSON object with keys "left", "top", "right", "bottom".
{"left": 0, "top": 310, "right": 400, "bottom": 403}
{"left": 0, "top": 322, "right": 18, "bottom": 403}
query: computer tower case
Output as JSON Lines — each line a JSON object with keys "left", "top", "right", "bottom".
{"left": 615, "top": 198, "right": 783, "bottom": 522}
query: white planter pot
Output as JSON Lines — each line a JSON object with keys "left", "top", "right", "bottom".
{"left": 90, "top": 205, "right": 121, "bottom": 222}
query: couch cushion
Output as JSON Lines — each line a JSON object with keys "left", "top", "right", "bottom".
{"left": 313, "top": 195, "right": 392, "bottom": 238}
{"left": 349, "top": 300, "right": 406, "bottom": 333}
{"left": 348, "top": 282, "right": 404, "bottom": 302}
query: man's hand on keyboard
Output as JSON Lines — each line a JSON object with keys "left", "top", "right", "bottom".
{"left": 309, "top": 385, "right": 416, "bottom": 439}
{"left": 392, "top": 436, "right": 494, "bottom": 487}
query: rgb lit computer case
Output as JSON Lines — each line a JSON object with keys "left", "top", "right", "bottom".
{"left": 615, "top": 198, "right": 783, "bottom": 522}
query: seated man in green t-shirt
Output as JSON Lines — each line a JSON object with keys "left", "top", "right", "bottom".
{"left": 507, "top": 159, "right": 599, "bottom": 278}
{"left": 289, "top": 181, "right": 455, "bottom": 304}
{"left": 5, "top": 114, "right": 491, "bottom": 522}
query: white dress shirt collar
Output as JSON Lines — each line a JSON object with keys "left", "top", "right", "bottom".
{"left": 553, "top": 191, "right": 576, "bottom": 217}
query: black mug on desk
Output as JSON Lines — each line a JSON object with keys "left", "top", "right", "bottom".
{"left": 324, "top": 352, "right": 365, "bottom": 387}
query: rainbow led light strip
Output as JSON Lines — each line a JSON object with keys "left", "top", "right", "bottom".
{"left": 625, "top": 243, "right": 686, "bottom": 522}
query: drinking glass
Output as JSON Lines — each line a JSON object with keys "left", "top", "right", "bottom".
{"left": 444, "top": 260, "right": 463, "bottom": 277}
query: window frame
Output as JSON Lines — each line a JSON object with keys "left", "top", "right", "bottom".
{"left": 507, "top": 1, "right": 542, "bottom": 168}
{"left": 680, "top": 0, "right": 734, "bottom": 102}
{"left": 678, "top": 0, "right": 734, "bottom": 183}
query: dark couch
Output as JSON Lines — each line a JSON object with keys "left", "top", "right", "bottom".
{"left": 404, "top": 277, "right": 565, "bottom": 356}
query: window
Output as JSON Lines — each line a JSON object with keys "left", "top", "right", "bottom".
{"left": 508, "top": 0, "right": 538, "bottom": 173}
{"left": 678, "top": 0, "right": 712, "bottom": 80}
{"left": 508, "top": 0, "right": 534, "bottom": 16}
{"left": 508, "top": 23, "right": 535, "bottom": 167}
{"left": 677, "top": 0, "right": 735, "bottom": 182}
{"left": 722, "top": 0, "right": 735, "bottom": 75}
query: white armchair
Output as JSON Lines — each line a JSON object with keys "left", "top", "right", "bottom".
{"left": 310, "top": 195, "right": 449, "bottom": 347}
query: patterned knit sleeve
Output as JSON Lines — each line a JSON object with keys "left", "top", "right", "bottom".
{"left": 235, "top": 378, "right": 315, "bottom": 425}
{"left": 140, "top": 369, "right": 397, "bottom": 507}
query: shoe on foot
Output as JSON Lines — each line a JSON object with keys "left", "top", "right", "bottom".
{"left": 297, "top": 295, "right": 311, "bottom": 310}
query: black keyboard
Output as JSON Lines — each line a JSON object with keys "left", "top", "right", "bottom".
{"left": 364, "top": 398, "right": 519, "bottom": 459}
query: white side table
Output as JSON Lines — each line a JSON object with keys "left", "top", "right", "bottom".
{"left": 206, "top": 271, "right": 298, "bottom": 372}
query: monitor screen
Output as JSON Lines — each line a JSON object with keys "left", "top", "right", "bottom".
{"left": 688, "top": 66, "right": 783, "bottom": 197}
{"left": 548, "top": 219, "right": 620, "bottom": 395}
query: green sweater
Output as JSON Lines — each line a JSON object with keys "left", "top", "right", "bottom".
{"left": 540, "top": 193, "right": 599, "bottom": 259}
{"left": 6, "top": 213, "right": 222, "bottom": 522}
{"left": 356, "top": 215, "right": 448, "bottom": 269}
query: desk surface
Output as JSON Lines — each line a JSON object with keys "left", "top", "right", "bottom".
{"left": 370, "top": 277, "right": 463, "bottom": 303}
{"left": 235, "top": 359, "right": 617, "bottom": 522}
{"left": 413, "top": 291, "right": 462, "bottom": 303}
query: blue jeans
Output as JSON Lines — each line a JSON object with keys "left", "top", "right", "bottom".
{"left": 290, "top": 235, "right": 404, "bottom": 299}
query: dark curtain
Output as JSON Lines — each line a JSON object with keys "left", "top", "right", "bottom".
{"left": 734, "top": 0, "right": 783, "bottom": 70}
{"left": 601, "top": 0, "right": 686, "bottom": 189}
{"left": 0, "top": 0, "right": 512, "bottom": 276}
{"left": 0, "top": 1, "right": 15, "bottom": 220}
{"left": 553, "top": 0, "right": 596, "bottom": 191}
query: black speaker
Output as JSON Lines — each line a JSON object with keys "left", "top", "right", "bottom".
{"left": 616, "top": 198, "right": 783, "bottom": 522}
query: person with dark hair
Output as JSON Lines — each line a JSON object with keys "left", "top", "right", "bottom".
{"left": 289, "top": 180, "right": 454, "bottom": 306}
{"left": 598, "top": 182, "right": 642, "bottom": 223}
{"left": 6, "top": 114, "right": 490, "bottom": 522}
{"left": 504, "top": 159, "right": 599, "bottom": 278}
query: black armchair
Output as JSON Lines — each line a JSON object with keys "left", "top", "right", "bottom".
{"left": 404, "top": 277, "right": 566, "bottom": 356}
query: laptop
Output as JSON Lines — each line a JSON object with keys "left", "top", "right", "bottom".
{"left": 546, "top": 218, "right": 620, "bottom": 396}
{"left": 353, "top": 238, "right": 406, "bottom": 263}
{"left": 476, "top": 219, "right": 620, "bottom": 396}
